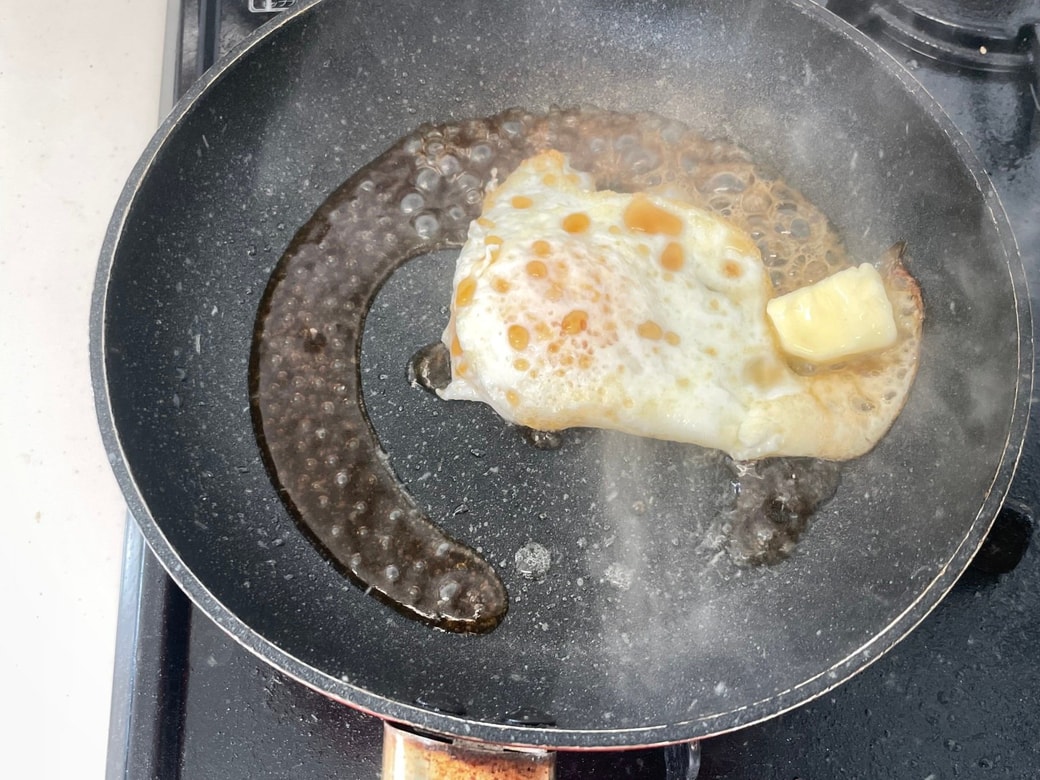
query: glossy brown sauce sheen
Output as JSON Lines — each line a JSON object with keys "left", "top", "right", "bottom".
{"left": 250, "top": 107, "right": 853, "bottom": 634}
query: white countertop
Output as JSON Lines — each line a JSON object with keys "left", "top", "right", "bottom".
{"left": 0, "top": 1, "right": 168, "bottom": 775}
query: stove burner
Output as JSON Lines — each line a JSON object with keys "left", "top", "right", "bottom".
{"left": 826, "top": 0, "right": 1040, "bottom": 73}
{"left": 109, "top": 3, "right": 1040, "bottom": 778}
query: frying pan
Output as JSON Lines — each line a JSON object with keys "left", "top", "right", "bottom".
{"left": 92, "top": 0, "right": 1031, "bottom": 762}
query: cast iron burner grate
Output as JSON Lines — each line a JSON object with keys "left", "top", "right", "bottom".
{"left": 826, "top": 0, "right": 1040, "bottom": 74}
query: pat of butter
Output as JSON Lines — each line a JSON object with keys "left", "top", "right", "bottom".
{"left": 766, "top": 263, "right": 898, "bottom": 364}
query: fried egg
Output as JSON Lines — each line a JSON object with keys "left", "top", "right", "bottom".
{"left": 439, "top": 150, "right": 922, "bottom": 461}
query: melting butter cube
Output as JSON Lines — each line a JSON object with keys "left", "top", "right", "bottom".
{"left": 766, "top": 263, "right": 898, "bottom": 364}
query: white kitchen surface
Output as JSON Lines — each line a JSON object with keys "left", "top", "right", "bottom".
{"left": 0, "top": 1, "right": 169, "bottom": 776}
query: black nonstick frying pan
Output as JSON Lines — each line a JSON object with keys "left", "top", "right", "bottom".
{"left": 92, "top": 0, "right": 1031, "bottom": 763}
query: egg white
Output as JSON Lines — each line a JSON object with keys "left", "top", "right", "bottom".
{"left": 439, "top": 150, "right": 921, "bottom": 461}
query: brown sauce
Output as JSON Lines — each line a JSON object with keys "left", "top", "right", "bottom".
{"left": 250, "top": 107, "right": 853, "bottom": 633}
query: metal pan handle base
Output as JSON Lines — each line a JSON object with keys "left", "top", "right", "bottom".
{"left": 382, "top": 721, "right": 555, "bottom": 779}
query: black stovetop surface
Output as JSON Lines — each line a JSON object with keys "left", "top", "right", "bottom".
{"left": 108, "top": 2, "right": 1040, "bottom": 778}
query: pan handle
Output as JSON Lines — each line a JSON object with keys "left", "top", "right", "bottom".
{"left": 381, "top": 721, "right": 555, "bottom": 779}
{"left": 380, "top": 722, "right": 704, "bottom": 778}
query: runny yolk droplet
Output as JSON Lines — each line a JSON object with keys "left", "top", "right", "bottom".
{"left": 492, "top": 277, "right": 510, "bottom": 293}
{"left": 506, "top": 389, "right": 520, "bottom": 406}
{"left": 562, "top": 212, "right": 591, "bottom": 234}
{"left": 485, "top": 235, "right": 504, "bottom": 246}
{"left": 623, "top": 195, "right": 684, "bottom": 236}
{"left": 637, "top": 320, "right": 664, "bottom": 340}
{"left": 455, "top": 277, "right": 477, "bottom": 307}
{"left": 561, "top": 309, "right": 589, "bottom": 335}
{"left": 664, "top": 331, "right": 681, "bottom": 346}
{"left": 532, "top": 240, "right": 551, "bottom": 257}
{"left": 511, "top": 195, "right": 533, "bottom": 209}
{"left": 660, "top": 242, "right": 685, "bottom": 272}
{"left": 513, "top": 357, "right": 530, "bottom": 371}
{"left": 508, "top": 324, "right": 530, "bottom": 351}
{"left": 450, "top": 333, "right": 463, "bottom": 358}
{"left": 526, "top": 260, "right": 548, "bottom": 278}
{"left": 723, "top": 260, "right": 743, "bottom": 278}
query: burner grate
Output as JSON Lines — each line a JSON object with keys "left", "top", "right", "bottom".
{"left": 827, "top": 0, "right": 1040, "bottom": 74}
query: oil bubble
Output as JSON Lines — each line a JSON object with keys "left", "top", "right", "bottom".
{"left": 515, "top": 542, "right": 551, "bottom": 580}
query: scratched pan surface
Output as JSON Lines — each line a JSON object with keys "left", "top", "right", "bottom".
{"left": 92, "top": 0, "right": 1030, "bottom": 748}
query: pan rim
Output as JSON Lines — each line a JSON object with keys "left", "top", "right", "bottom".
{"left": 89, "top": 0, "right": 1033, "bottom": 748}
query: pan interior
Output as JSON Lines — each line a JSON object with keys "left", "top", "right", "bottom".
{"left": 96, "top": 0, "right": 1027, "bottom": 745}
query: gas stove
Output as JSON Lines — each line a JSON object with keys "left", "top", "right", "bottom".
{"left": 107, "top": 1, "right": 1040, "bottom": 777}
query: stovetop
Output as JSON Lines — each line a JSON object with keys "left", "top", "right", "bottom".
{"left": 107, "top": 1, "right": 1040, "bottom": 778}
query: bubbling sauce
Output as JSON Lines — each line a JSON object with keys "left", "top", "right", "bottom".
{"left": 251, "top": 106, "right": 857, "bottom": 633}
{"left": 408, "top": 342, "right": 452, "bottom": 394}
{"left": 721, "top": 457, "right": 842, "bottom": 565}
